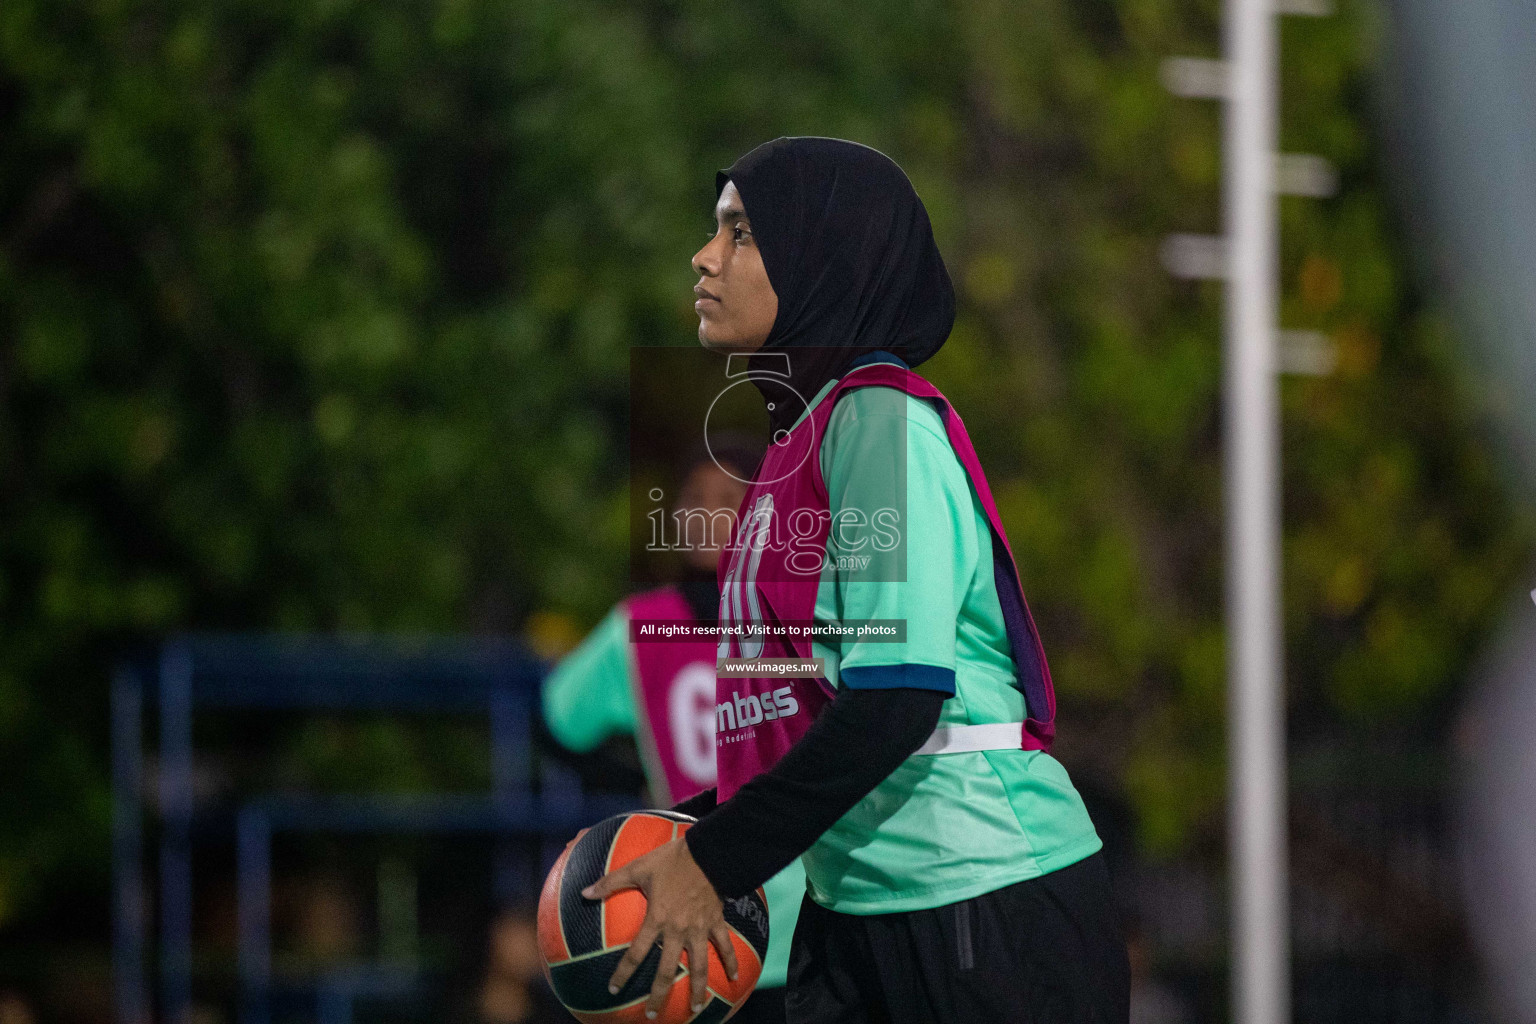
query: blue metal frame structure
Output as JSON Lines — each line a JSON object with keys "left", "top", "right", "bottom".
{"left": 233, "top": 790, "right": 634, "bottom": 1024}
{"left": 313, "top": 966, "right": 420, "bottom": 1024}
{"left": 111, "top": 633, "right": 619, "bottom": 1024}
{"left": 113, "top": 666, "right": 150, "bottom": 1024}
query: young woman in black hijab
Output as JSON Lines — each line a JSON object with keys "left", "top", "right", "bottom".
{"left": 584, "top": 138, "right": 1129, "bottom": 1024}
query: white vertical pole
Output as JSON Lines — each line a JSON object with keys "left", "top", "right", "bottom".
{"left": 1223, "top": 0, "right": 1289, "bottom": 1021}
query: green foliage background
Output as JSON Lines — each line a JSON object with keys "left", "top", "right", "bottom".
{"left": 0, "top": 0, "right": 1529, "bottom": 962}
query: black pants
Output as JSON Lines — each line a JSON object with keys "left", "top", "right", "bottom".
{"left": 784, "top": 853, "right": 1129, "bottom": 1024}
{"left": 732, "top": 985, "right": 788, "bottom": 1024}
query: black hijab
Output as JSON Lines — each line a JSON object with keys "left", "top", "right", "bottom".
{"left": 717, "top": 137, "right": 956, "bottom": 435}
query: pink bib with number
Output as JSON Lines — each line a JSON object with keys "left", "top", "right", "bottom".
{"left": 621, "top": 587, "right": 718, "bottom": 804}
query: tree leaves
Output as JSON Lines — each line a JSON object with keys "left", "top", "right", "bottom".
{"left": 0, "top": 0, "right": 1529, "bottom": 939}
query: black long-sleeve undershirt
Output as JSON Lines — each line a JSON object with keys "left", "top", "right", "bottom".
{"left": 672, "top": 785, "right": 719, "bottom": 821}
{"left": 676, "top": 685, "right": 946, "bottom": 900}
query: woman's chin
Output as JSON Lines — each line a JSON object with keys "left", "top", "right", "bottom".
{"left": 697, "top": 329, "right": 739, "bottom": 353}
{"left": 698, "top": 328, "right": 768, "bottom": 355}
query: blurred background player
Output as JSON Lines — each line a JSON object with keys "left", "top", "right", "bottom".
{"left": 449, "top": 900, "right": 569, "bottom": 1024}
{"left": 541, "top": 441, "right": 803, "bottom": 1023}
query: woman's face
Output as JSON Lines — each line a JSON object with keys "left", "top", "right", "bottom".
{"left": 691, "top": 181, "right": 778, "bottom": 352}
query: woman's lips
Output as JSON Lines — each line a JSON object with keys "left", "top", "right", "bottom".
{"left": 693, "top": 285, "right": 721, "bottom": 312}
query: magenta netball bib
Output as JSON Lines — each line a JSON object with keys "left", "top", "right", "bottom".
{"left": 620, "top": 587, "right": 718, "bottom": 804}
{"left": 714, "top": 363, "right": 1057, "bottom": 800}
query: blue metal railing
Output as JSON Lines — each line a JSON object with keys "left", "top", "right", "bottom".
{"left": 111, "top": 633, "right": 622, "bottom": 1024}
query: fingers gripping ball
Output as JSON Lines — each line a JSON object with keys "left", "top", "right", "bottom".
{"left": 538, "top": 811, "right": 769, "bottom": 1023}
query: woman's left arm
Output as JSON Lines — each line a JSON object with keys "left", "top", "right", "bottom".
{"left": 580, "top": 684, "right": 945, "bottom": 1016}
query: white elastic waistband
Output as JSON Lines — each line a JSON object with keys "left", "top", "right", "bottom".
{"left": 913, "top": 722, "right": 1024, "bottom": 756}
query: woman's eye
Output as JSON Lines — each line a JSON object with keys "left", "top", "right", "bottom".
{"left": 733, "top": 226, "right": 752, "bottom": 244}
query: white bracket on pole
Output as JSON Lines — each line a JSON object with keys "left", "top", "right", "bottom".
{"left": 1273, "top": 0, "right": 1332, "bottom": 15}
{"left": 1162, "top": 57, "right": 1231, "bottom": 99}
{"left": 1274, "top": 154, "right": 1338, "bottom": 197}
{"left": 1161, "top": 233, "right": 1229, "bottom": 279}
{"left": 1277, "top": 330, "right": 1336, "bottom": 376}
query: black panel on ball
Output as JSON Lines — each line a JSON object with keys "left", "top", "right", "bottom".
{"left": 547, "top": 941, "right": 680, "bottom": 1013}
{"left": 558, "top": 814, "right": 626, "bottom": 958}
{"left": 720, "top": 891, "right": 771, "bottom": 964}
{"left": 689, "top": 996, "right": 737, "bottom": 1024}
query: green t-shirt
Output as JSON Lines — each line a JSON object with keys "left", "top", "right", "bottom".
{"left": 541, "top": 605, "right": 805, "bottom": 988}
{"left": 800, "top": 372, "right": 1103, "bottom": 915}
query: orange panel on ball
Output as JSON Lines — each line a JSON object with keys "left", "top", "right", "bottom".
{"left": 705, "top": 928, "right": 762, "bottom": 1004}
{"left": 602, "top": 815, "right": 684, "bottom": 948}
{"left": 602, "top": 886, "right": 648, "bottom": 948}
{"left": 607, "top": 813, "right": 683, "bottom": 872}
{"left": 537, "top": 841, "right": 574, "bottom": 965}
